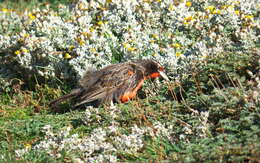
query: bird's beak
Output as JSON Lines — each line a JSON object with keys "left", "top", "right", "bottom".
{"left": 159, "top": 70, "right": 169, "bottom": 81}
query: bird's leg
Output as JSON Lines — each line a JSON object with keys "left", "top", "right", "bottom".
{"left": 110, "top": 100, "right": 116, "bottom": 109}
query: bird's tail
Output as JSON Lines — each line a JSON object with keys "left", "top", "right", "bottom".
{"left": 49, "top": 88, "right": 83, "bottom": 108}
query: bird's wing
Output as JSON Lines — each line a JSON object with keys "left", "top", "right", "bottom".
{"left": 74, "top": 62, "right": 145, "bottom": 107}
{"left": 79, "top": 65, "right": 116, "bottom": 89}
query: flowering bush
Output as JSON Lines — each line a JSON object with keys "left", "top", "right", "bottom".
{"left": 0, "top": 0, "right": 258, "bottom": 86}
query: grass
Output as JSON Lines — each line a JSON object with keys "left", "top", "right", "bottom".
{"left": 0, "top": 0, "right": 72, "bottom": 11}
{"left": 0, "top": 49, "right": 259, "bottom": 162}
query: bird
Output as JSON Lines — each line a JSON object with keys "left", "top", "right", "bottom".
{"left": 49, "top": 59, "right": 169, "bottom": 108}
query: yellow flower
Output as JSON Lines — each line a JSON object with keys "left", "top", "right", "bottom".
{"left": 21, "top": 48, "right": 28, "bottom": 53}
{"left": 203, "top": 15, "right": 209, "bottom": 19}
{"left": 28, "top": 13, "right": 36, "bottom": 20}
{"left": 2, "top": 8, "right": 9, "bottom": 13}
{"left": 175, "top": 52, "right": 182, "bottom": 57}
{"left": 90, "top": 48, "right": 96, "bottom": 53}
{"left": 127, "top": 47, "right": 137, "bottom": 52}
{"left": 24, "top": 33, "right": 30, "bottom": 38}
{"left": 78, "top": 3, "right": 85, "bottom": 10}
{"left": 172, "top": 43, "right": 182, "bottom": 49}
{"left": 82, "top": 32, "right": 91, "bottom": 38}
{"left": 97, "top": 21, "right": 103, "bottom": 26}
{"left": 24, "top": 143, "right": 31, "bottom": 149}
{"left": 149, "top": 39, "right": 156, "bottom": 43}
{"left": 89, "top": 27, "right": 95, "bottom": 32}
{"left": 79, "top": 40, "right": 85, "bottom": 46}
{"left": 123, "top": 42, "right": 129, "bottom": 48}
{"left": 123, "top": 43, "right": 136, "bottom": 52}
{"left": 184, "top": 16, "right": 194, "bottom": 24}
{"left": 78, "top": 2, "right": 89, "bottom": 10}
{"left": 151, "top": 34, "right": 158, "bottom": 39}
{"left": 235, "top": 10, "right": 240, "bottom": 15}
{"left": 221, "top": 5, "right": 234, "bottom": 9}
{"left": 232, "top": 1, "right": 240, "bottom": 5}
{"left": 143, "top": 0, "right": 151, "bottom": 3}
{"left": 64, "top": 53, "right": 72, "bottom": 59}
{"left": 212, "top": 9, "right": 221, "bottom": 15}
{"left": 156, "top": 0, "right": 162, "bottom": 2}
{"left": 205, "top": 5, "right": 215, "bottom": 12}
{"left": 106, "top": 0, "right": 112, "bottom": 3}
{"left": 99, "top": 7, "right": 107, "bottom": 11}
{"left": 221, "top": 5, "right": 228, "bottom": 9}
{"left": 14, "top": 50, "right": 21, "bottom": 55}
{"left": 184, "top": 16, "right": 194, "bottom": 21}
{"left": 245, "top": 15, "right": 253, "bottom": 19}
{"left": 69, "top": 45, "right": 75, "bottom": 51}
{"left": 76, "top": 37, "right": 85, "bottom": 46}
{"left": 185, "top": 2, "right": 192, "bottom": 7}
{"left": 168, "top": 4, "right": 175, "bottom": 11}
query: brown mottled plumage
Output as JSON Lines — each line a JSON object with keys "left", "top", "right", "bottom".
{"left": 49, "top": 59, "right": 169, "bottom": 108}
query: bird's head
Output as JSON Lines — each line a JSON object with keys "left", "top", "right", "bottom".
{"left": 136, "top": 59, "right": 169, "bottom": 81}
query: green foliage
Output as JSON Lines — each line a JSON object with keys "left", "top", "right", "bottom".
{"left": 0, "top": 0, "right": 72, "bottom": 11}
{"left": 0, "top": 50, "right": 259, "bottom": 162}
